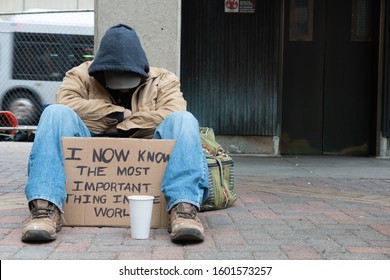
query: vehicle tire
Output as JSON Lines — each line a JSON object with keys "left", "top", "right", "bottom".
{"left": 3, "top": 91, "right": 42, "bottom": 125}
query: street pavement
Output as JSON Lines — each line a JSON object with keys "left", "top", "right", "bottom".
{"left": 0, "top": 142, "right": 389, "bottom": 260}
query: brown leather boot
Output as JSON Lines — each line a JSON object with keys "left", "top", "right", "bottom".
{"left": 21, "top": 199, "right": 62, "bottom": 242}
{"left": 168, "top": 202, "right": 204, "bottom": 242}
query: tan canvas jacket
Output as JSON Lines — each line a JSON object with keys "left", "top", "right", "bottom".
{"left": 56, "top": 61, "right": 187, "bottom": 138}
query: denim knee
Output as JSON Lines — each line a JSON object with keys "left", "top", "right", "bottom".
{"left": 39, "top": 104, "right": 81, "bottom": 126}
{"left": 165, "top": 111, "right": 198, "bottom": 126}
{"left": 41, "top": 104, "right": 73, "bottom": 118}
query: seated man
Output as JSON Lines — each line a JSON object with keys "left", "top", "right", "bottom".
{"left": 21, "top": 24, "right": 209, "bottom": 243}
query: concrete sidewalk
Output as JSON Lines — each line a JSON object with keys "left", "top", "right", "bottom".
{"left": 0, "top": 142, "right": 389, "bottom": 260}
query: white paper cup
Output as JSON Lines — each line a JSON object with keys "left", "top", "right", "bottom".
{"left": 127, "top": 195, "right": 154, "bottom": 239}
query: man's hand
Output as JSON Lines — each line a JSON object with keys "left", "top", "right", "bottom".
{"left": 104, "top": 126, "right": 118, "bottom": 135}
{"left": 104, "top": 109, "right": 132, "bottom": 135}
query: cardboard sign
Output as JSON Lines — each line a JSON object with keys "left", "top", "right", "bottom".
{"left": 62, "top": 137, "right": 175, "bottom": 228}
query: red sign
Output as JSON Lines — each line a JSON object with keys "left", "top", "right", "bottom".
{"left": 225, "top": 0, "right": 256, "bottom": 14}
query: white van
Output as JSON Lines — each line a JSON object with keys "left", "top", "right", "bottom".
{"left": 0, "top": 10, "right": 94, "bottom": 124}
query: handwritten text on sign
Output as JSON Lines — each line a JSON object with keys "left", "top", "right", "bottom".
{"left": 62, "top": 138, "right": 175, "bottom": 227}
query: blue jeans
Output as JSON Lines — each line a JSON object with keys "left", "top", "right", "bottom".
{"left": 25, "top": 104, "right": 209, "bottom": 212}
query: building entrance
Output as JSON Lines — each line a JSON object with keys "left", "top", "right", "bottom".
{"left": 282, "top": 0, "right": 380, "bottom": 155}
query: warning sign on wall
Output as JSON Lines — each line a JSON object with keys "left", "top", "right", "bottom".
{"left": 225, "top": 0, "right": 256, "bottom": 13}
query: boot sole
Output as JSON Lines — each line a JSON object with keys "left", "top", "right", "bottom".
{"left": 21, "top": 230, "right": 57, "bottom": 242}
{"left": 171, "top": 228, "right": 204, "bottom": 243}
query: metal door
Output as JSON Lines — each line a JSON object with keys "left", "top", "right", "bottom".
{"left": 282, "top": 0, "right": 379, "bottom": 155}
{"left": 181, "top": 0, "right": 281, "bottom": 135}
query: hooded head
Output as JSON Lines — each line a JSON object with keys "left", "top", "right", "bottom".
{"left": 88, "top": 24, "right": 149, "bottom": 88}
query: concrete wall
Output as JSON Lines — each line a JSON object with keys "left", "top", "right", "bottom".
{"left": 387, "top": 139, "right": 390, "bottom": 157}
{"left": 379, "top": 135, "right": 390, "bottom": 157}
{"left": 94, "top": 0, "right": 181, "bottom": 74}
{"left": 0, "top": 0, "right": 93, "bottom": 13}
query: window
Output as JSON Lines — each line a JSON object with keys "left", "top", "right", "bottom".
{"left": 289, "top": 0, "right": 313, "bottom": 41}
{"left": 351, "top": 0, "right": 373, "bottom": 41}
{"left": 12, "top": 32, "right": 94, "bottom": 81}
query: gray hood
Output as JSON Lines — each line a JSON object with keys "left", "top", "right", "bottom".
{"left": 88, "top": 24, "right": 149, "bottom": 79}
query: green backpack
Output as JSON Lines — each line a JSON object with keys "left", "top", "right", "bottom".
{"left": 200, "top": 127, "right": 237, "bottom": 211}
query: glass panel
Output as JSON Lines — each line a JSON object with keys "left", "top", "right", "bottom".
{"left": 289, "top": 0, "right": 313, "bottom": 41}
{"left": 351, "top": 0, "right": 373, "bottom": 41}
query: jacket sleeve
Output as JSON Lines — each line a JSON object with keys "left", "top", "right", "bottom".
{"left": 117, "top": 70, "right": 187, "bottom": 136}
{"left": 56, "top": 63, "right": 125, "bottom": 131}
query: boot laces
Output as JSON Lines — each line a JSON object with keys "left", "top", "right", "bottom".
{"left": 174, "top": 203, "right": 197, "bottom": 219}
{"left": 30, "top": 202, "right": 56, "bottom": 219}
